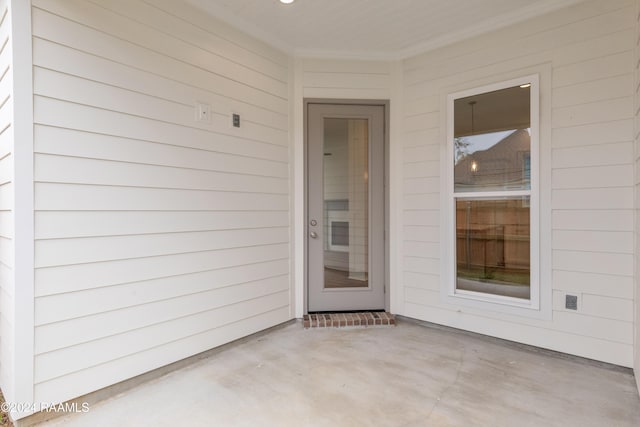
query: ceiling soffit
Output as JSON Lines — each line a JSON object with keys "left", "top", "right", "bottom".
{"left": 183, "top": 0, "right": 584, "bottom": 60}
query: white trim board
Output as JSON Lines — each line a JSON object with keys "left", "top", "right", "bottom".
{"left": 10, "top": 0, "right": 35, "bottom": 417}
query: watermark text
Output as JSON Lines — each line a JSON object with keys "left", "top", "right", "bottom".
{"left": 1, "top": 401, "right": 90, "bottom": 413}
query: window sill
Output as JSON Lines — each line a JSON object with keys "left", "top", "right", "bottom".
{"left": 439, "top": 286, "right": 551, "bottom": 321}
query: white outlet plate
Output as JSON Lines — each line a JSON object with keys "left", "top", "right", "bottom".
{"left": 195, "top": 102, "right": 211, "bottom": 123}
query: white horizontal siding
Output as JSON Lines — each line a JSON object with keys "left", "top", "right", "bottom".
{"left": 553, "top": 270, "right": 633, "bottom": 300}
{"left": 34, "top": 94, "right": 285, "bottom": 148}
{"left": 552, "top": 165, "right": 633, "bottom": 189}
{"left": 34, "top": 125, "right": 288, "bottom": 171}
{"left": 404, "top": 3, "right": 634, "bottom": 82}
{"left": 35, "top": 182, "right": 289, "bottom": 211}
{"left": 403, "top": 301, "right": 631, "bottom": 366}
{"left": 35, "top": 263, "right": 288, "bottom": 336}
{"left": 553, "top": 73, "right": 633, "bottom": 109}
{"left": 35, "top": 154, "right": 288, "bottom": 193}
{"left": 35, "top": 260, "right": 289, "bottom": 326}
{"left": 35, "top": 306, "right": 289, "bottom": 405}
{"left": 35, "top": 210, "right": 289, "bottom": 239}
{"left": 35, "top": 228, "right": 289, "bottom": 268}
{"left": 35, "top": 243, "right": 289, "bottom": 297}
{"left": 399, "top": 0, "right": 635, "bottom": 366}
{"left": 552, "top": 291, "right": 633, "bottom": 322}
{"left": 552, "top": 229, "right": 633, "bottom": 253}
{"left": 0, "top": 0, "right": 13, "bottom": 404}
{"left": 31, "top": 0, "right": 290, "bottom": 404}
{"left": 35, "top": 285, "right": 289, "bottom": 364}
{"left": 31, "top": 3, "right": 287, "bottom": 109}
{"left": 302, "top": 58, "right": 392, "bottom": 100}
{"left": 34, "top": 290, "right": 289, "bottom": 384}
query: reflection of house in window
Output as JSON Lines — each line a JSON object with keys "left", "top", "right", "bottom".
{"left": 454, "top": 129, "right": 531, "bottom": 191}
{"left": 522, "top": 152, "right": 531, "bottom": 183}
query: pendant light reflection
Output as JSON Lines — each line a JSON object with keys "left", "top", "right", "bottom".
{"left": 469, "top": 100, "right": 478, "bottom": 174}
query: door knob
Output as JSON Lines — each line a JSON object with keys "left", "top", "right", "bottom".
{"left": 310, "top": 231, "right": 318, "bottom": 239}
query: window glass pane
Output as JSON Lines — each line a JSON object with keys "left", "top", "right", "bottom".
{"left": 454, "top": 85, "right": 530, "bottom": 192}
{"left": 455, "top": 197, "right": 530, "bottom": 299}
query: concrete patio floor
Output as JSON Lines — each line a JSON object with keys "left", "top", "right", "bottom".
{"left": 40, "top": 318, "right": 640, "bottom": 427}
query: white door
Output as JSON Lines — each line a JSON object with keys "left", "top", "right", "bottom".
{"left": 307, "top": 103, "right": 385, "bottom": 312}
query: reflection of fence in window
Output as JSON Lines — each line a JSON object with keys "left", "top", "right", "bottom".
{"left": 456, "top": 199, "right": 530, "bottom": 286}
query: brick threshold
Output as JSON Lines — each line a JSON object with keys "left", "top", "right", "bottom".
{"left": 303, "top": 312, "right": 395, "bottom": 329}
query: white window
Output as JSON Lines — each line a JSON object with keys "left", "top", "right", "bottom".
{"left": 446, "top": 76, "right": 539, "bottom": 309}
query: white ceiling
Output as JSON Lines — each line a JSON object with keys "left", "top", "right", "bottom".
{"left": 184, "top": 0, "right": 583, "bottom": 59}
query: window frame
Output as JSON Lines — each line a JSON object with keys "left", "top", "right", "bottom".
{"left": 444, "top": 75, "right": 540, "bottom": 311}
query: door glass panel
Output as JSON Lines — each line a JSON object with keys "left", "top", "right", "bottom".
{"left": 323, "top": 118, "right": 368, "bottom": 288}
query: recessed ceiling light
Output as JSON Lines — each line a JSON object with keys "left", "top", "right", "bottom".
{"left": 280, "top": 0, "right": 294, "bottom": 4}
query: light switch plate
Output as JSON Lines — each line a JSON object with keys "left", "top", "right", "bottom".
{"left": 195, "top": 102, "right": 211, "bottom": 123}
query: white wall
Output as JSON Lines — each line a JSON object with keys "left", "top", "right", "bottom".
{"left": 399, "top": 0, "right": 635, "bottom": 367}
{"left": 301, "top": 58, "right": 392, "bottom": 100}
{"left": 31, "top": 0, "right": 291, "bottom": 406}
{"left": 0, "top": 0, "right": 14, "bottom": 405}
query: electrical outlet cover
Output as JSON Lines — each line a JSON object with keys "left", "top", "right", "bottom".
{"left": 195, "top": 102, "right": 211, "bottom": 123}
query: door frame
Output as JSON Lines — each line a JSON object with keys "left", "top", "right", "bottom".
{"left": 303, "top": 99, "right": 390, "bottom": 313}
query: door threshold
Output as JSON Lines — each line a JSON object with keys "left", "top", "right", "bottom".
{"left": 308, "top": 309, "right": 385, "bottom": 314}
{"left": 303, "top": 312, "right": 395, "bottom": 329}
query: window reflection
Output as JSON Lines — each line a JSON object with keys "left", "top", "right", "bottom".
{"left": 454, "top": 129, "right": 531, "bottom": 192}
{"left": 452, "top": 83, "right": 532, "bottom": 300}
{"left": 456, "top": 198, "right": 530, "bottom": 299}
{"left": 454, "top": 85, "right": 531, "bottom": 193}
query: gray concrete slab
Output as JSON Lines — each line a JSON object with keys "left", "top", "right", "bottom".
{"left": 39, "top": 319, "right": 640, "bottom": 427}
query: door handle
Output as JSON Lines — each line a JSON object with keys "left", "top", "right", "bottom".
{"left": 310, "top": 231, "right": 318, "bottom": 239}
